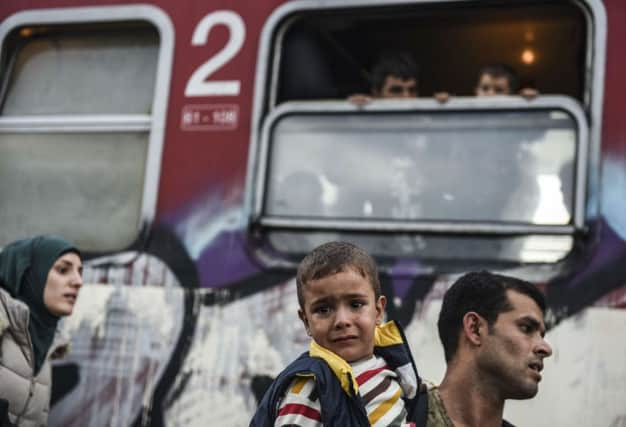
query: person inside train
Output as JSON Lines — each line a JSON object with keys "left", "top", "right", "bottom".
{"left": 250, "top": 241, "right": 425, "bottom": 426}
{"left": 475, "top": 63, "right": 538, "bottom": 98}
{"left": 348, "top": 51, "right": 419, "bottom": 104}
{"left": 436, "top": 63, "right": 538, "bottom": 101}
{"left": 0, "top": 235, "right": 83, "bottom": 427}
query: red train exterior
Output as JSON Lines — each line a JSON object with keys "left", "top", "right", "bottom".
{"left": 1, "top": 0, "right": 625, "bottom": 425}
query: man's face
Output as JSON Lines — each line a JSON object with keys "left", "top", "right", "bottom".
{"left": 378, "top": 75, "right": 418, "bottom": 98}
{"left": 298, "top": 268, "right": 385, "bottom": 363}
{"left": 477, "top": 290, "right": 552, "bottom": 399}
{"left": 475, "top": 73, "right": 512, "bottom": 96}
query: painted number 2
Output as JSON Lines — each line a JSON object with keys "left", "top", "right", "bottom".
{"left": 185, "top": 10, "right": 245, "bottom": 97}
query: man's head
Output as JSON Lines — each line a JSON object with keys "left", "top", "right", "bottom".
{"left": 370, "top": 52, "right": 419, "bottom": 98}
{"left": 475, "top": 64, "right": 519, "bottom": 96}
{"left": 438, "top": 271, "right": 552, "bottom": 398}
{"left": 296, "top": 241, "right": 385, "bottom": 362}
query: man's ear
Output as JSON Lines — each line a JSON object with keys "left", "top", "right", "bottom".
{"left": 462, "top": 312, "right": 486, "bottom": 346}
{"left": 375, "top": 295, "right": 387, "bottom": 325}
{"left": 298, "top": 308, "right": 310, "bottom": 335}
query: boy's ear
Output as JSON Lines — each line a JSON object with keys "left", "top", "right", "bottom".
{"left": 298, "top": 309, "right": 310, "bottom": 335}
{"left": 375, "top": 295, "right": 386, "bottom": 324}
{"left": 463, "top": 311, "right": 486, "bottom": 346}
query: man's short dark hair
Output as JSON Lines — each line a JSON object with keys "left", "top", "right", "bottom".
{"left": 437, "top": 271, "right": 546, "bottom": 363}
{"left": 296, "top": 241, "right": 380, "bottom": 308}
{"left": 370, "top": 52, "right": 419, "bottom": 94}
{"left": 477, "top": 63, "right": 519, "bottom": 92}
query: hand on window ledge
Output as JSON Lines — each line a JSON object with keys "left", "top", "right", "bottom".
{"left": 347, "top": 93, "right": 374, "bottom": 106}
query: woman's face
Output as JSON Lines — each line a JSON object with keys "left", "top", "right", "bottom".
{"left": 43, "top": 252, "right": 83, "bottom": 316}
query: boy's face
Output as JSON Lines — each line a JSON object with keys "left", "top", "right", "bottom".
{"left": 377, "top": 75, "right": 418, "bottom": 98}
{"left": 475, "top": 73, "right": 512, "bottom": 96}
{"left": 298, "top": 268, "right": 385, "bottom": 363}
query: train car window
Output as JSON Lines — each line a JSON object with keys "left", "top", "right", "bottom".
{"left": 0, "top": 133, "right": 147, "bottom": 248}
{"left": 264, "top": 108, "right": 576, "bottom": 225}
{"left": 248, "top": 0, "right": 604, "bottom": 267}
{"left": 252, "top": 97, "right": 586, "bottom": 264}
{"left": 2, "top": 27, "right": 158, "bottom": 115}
{"left": 0, "top": 6, "right": 173, "bottom": 251}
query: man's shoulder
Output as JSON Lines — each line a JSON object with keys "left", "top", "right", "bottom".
{"left": 424, "top": 385, "right": 455, "bottom": 427}
{"left": 421, "top": 384, "right": 516, "bottom": 427}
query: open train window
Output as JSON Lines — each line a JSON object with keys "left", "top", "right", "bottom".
{"left": 0, "top": 6, "right": 173, "bottom": 251}
{"left": 267, "top": 0, "right": 589, "bottom": 105}
{"left": 247, "top": 0, "right": 605, "bottom": 267}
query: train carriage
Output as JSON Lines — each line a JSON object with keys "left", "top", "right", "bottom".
{"left": 0, "top": 0, "right": 625, "bottom": 425}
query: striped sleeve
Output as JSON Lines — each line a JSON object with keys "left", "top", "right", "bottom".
{"left": 353, "top": 355, "right": 415, "bottom": 427}
{"left": 274, "top": 376, "right": 322, "bottom": 427}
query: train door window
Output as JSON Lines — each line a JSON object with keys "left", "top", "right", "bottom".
{"left": 248, "top": 0, "right": 604, "bottom": 267}
{"left": 0, "top": 6, "right": 173, "bottom": 251}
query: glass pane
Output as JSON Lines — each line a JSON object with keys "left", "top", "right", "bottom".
{"left": 3, "top": 27, "right": 159, "bottom": 115}
{"left": 265, "top": 110, "right": 576, "bottom": 225}
{"left": 0, "top": 132, "right": 148, "bottom": 250}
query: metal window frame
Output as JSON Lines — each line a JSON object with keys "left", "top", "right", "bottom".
{"left": 0, "top": 4, "right": 174, "bottom": 244}
{"left": 252, "top": 95, "right": 587, "bottom": 236}
{"left": 245, "top": 0, "right": 606, "bottom": 235}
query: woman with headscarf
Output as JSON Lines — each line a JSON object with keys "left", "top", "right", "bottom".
{"left": 0, "top": 236, "right": 83, "bottom": 427}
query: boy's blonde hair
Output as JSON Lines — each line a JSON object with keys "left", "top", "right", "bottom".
{"left": 296, "top": 241, "right": 381, "bottom": 308}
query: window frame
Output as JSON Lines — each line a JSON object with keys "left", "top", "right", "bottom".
{"left": 245, "top": 0, "right": 606, "bottom": 242}
{"left": 253, "top": 95, "right": 588, "bottom": 236}
{"left": 0, "top": 4, "right": 174, "bottom": 248}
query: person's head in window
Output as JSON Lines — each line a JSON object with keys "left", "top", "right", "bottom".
{"left": 475, "top": 64, "right": 519, "bottom": 96}
{"left": 370, "top": 52, "right": 419, "bottom": 98}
